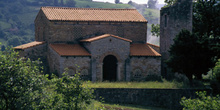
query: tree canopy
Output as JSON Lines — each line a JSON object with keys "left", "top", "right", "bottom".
{"left": 166, "top": 29, "right": 214, "bottom": 81}
{"left": 164, "top": 0, "right": 177, "bottom": 6}
{"left": 115, "top": 0, "right": 120, "bottom": 4}
{"left": 0, "top": 46, "right": 94, "bottom": 109}
{"left": 151, "top": 24, "right": 160, "bottom": 37}
{"left": 193, "top": 0, "right": 220, "bottom": 59}
{"left": 166, "top": 0, "right": 220, "bottom": 81}
{"left": 148, "top": 0, "right": 157, "bottom": 9}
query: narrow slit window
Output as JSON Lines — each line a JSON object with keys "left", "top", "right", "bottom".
{"left": 165, "top": 15, "right": 167, "bottom": 27}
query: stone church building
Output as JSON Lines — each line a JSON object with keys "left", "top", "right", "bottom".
{"left": 14, "top": 7, "right": 161, "bottom": 81}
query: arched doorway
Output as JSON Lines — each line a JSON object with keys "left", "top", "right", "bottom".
{"left": 103, "top": 55, "right": 117, "bottom": 81}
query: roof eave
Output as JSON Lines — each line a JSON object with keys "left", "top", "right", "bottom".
{"left": 49, "top": 20, "right": 148, "bottom": 23}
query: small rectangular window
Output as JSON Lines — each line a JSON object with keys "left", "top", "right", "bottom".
{"left": 165, "top": 15, "right": 167, "bottom": 27}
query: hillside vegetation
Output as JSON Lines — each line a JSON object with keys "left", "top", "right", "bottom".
{"left": 0, "top": 0, "right": 159, "bottom": 49}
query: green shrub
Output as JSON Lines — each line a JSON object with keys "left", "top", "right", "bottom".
{"left": 180, "top": 91, "right": 220, "bottom": 110}
{"left": 213, "top": 59, "right": 220, "bottom": 82}
{"left": 0, "top": 46, "right": 94, "bottom": 109}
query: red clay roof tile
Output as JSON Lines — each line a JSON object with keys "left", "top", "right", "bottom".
{"left": 41, "top": 7, "right": 147, "bottom": 22}
{"left": 50, "top": 44, "right": 90, "bottom": 56}
{"left": 130, "top": 43, "right": 161, "bottom": 56}
{"left": 147, "top": 43, "right": 160, "bottom": 48}
{"left": 80, "top": 34, "right": 132, "bottom": 42}
{"left": 14, "top": 41, "right": 46, "bottom": 50}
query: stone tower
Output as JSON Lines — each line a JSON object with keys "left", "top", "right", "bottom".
{"left": 160, "top": 0, "right": 193, "bottom": 77}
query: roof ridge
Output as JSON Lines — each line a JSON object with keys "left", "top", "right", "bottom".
{"left": 80, "top": 34, "right": 132, "bottom": 42}
{"left": 147, "top": 43, "right": 160, "bottom": 48}
{"left": 41, "top": 6, "right": 136, "bottom": 11}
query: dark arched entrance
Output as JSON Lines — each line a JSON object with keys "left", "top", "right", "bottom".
{"left": 103, "top": 55, "right": 117, "bottom": 81}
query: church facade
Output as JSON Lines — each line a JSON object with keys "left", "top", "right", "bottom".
{"left": 14, "top": 7, "right": 161, "bottom": 81}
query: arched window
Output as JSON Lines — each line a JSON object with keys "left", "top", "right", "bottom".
{"left": 68, "top": 69, "right": 75, "bottom": 76}
{"left": 80, "top": 69, "right": 89, "bottom": 77}
{"left": 133, "top": 69, "right": 142, "bottom": 79}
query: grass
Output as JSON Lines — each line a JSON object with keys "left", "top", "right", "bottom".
{"left": 88, "top": 100, "right": 169, "bottom": 110}
{"left": 84, "top": 80, "right": 189, "bottom": 89}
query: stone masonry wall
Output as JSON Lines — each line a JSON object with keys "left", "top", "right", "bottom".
{"left": 94, "top": 88, "right": 212, "bottom": 110}
{"left": 47, "top": 46, "right": 91, "bottom": 78}
{"left": 83, "top": 36, "right": 130, "bottom": 81}
{"left": 35, "top": 20, "right": 147, "bottom": 43}
{"left": 60, "top": 57, "right": 91, "bottom": 80}
{"left": 160, "top": 0, "right": 193, "bottom": 77}
{"left": 35, "top": 10, "right": 50, "bottom": 41}
{"left": 47, "top": 46, "right": 61, "bottom": 76}
{"left": 130, "top": 57, "right": 161, "bottom": 81}
{"left": 16, "top": 44, "right": 48, "bottom": 73}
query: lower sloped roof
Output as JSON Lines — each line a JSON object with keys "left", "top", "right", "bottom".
{"left": 14, "top": 41, "right": 46, "bottom": 50}
{"left": 50, "top": 44, "right": 90, "bottom": 56}
{"left": 130, "top": 43, "right": 161, "bottom": 56}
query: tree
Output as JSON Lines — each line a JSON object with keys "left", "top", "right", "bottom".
{"left": 128, "top": 0, "right": 132, "bottom": 4}
{"left": 193, "top": 0, "right": 220, "bottom": 60}
{"left": 115, "top": 0, "right": 120, "bottom": 4}
{"left": 148, "top": 0, "right": 157, "bottom": 9}
{"left": 7, "top": 36, "right": 21, "bottom": 47}
{"left": 66, "top": 0, "right": 76, "bottom": 7}
{"left": 151, "top": 24, "right": 160, "bottom": 37}
{"left": 164, "top": 0, "right": 177, "bottom": 6}
{"left": 54, "top": 0, "right": 58, "bottom": 6}
{"left": 54, "top": 71, "right": 94, "bottom": 109}
{"left": 166, "top": 29, "right": 214, "bottom": 82}
{"left": 0, "top": 47, "right": 59, "bottom": 109}
{"left": 213, "top": 59, "right": 220, "bottom": 82}
{"left": 165, "top": 0, "right": 220, "bottom": 81}
{"left": 0, "top": 46, "right": 94, "bottom": 109}
{"left": 60, "top": 0, "right": 64, "bottom": 6}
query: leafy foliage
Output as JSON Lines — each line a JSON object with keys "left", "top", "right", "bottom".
{"left": 166, "top": 29, "right": 214, "bottom": 81}
{"left": 0, "top": 47, "right": 53, "bottom": 109}
{"left": 151, "top": 24, "right": 160, "bottom": 37}
{"left": 0, "top": 46, "right": 94, "bottom": 109}
{"left": 193, "top": 0, "right": 220, "bottom": 60}
{"left": 213, "top": 59, "right": 220, "bottom": 82}
{"left": 54, "top": 70, "right": 94, "bottom": 109}
{"left": 180, "top": 91, "right": 220, "bottom": 110}
{"left": 164, "top": 0, "right": 177, "bottom": 6}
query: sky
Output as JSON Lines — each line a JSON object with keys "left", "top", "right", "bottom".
{"left": 93, "top": 0, "right": 165, "bottom": 4}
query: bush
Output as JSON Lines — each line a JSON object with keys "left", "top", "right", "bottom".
{"left": 213, "top": 59, "right": 220, "bottom": 82}
{"left": 0, "top": 46, "right": 94, "bottom": 109}
{"left": 54, "top": 70, "right": 94, "bottom": 109}
{"left": 180, "top": 91, "right": 220, "bottom": 110}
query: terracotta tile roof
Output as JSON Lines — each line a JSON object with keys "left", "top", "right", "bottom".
{"left": 147, "top": 43, "right": 160, "bottom": 48}
{"left": 80, "top": 34, "right": 132, "bottom": 42}
{"left": 50, "top": 44, "right": 90, "bottom": 56}
{"left": 130, "top": 44, "right": 161, "bottom": 56}
{"left": 41, "top": 7, "right": 147, "bottom": 22}
{"left": 14, "top": 41, "right": 46, "bottom": 50}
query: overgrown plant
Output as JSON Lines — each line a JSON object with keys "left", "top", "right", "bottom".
{"left": 151, "top": 24, "right": 160, "bottom": 37}
{"left": 180, "top": 91, "right": 220, "bottom": 110}
{"left": 0, "top": 45, "right": 94, "bottom": 109}
{"left": 0, "top": 46, "right": 61, "bottom": 109}
{"left": 213, "top": 59, "right": 220, "bottom": 82}
{"left": 53, "top": 69, "right": 94, "bottom": 110}
{"left": 164, "top": 0, "right": 177, "bottom": 7}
